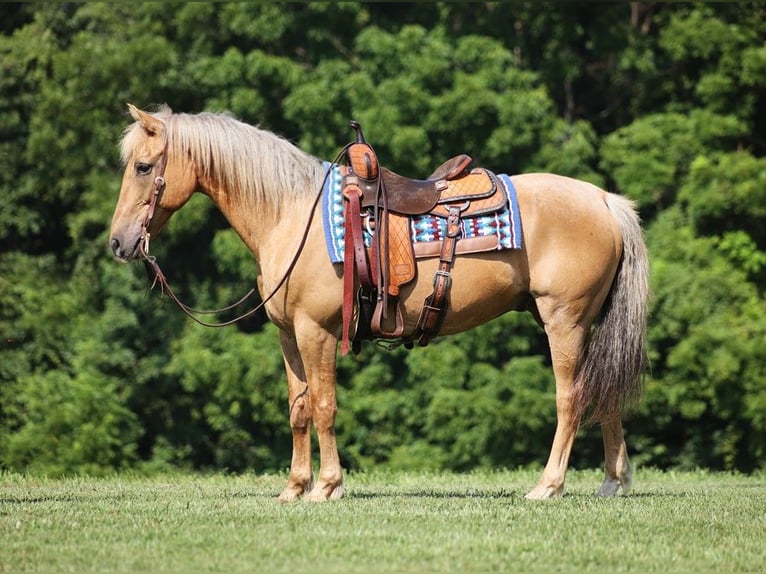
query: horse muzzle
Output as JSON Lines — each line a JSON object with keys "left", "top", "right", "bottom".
{"left": 110, "top": 234, "right": 141, "bottom": 262}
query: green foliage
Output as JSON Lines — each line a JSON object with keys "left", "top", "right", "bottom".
{"left": 285, "top": 25, "right": 564, "bottom": 175}
{"left": 163, "top": 324, "right": 289, "bottom": 471}
{"left": 1, "top": 3, "right": 765, "bottom": 477}
{"left": 2, "top": 370, "right": 140, "bottom": 475}
{"left": 0, "top": 253, "right": 143, "bottom": 475}
{"left": 680, "top": 152, "right": 766, "bottom": 253}
{"left": 633, "top": 209, "right": 766, "bottom": 470}
{"left": 334, "top": 313, "right": 556, "bottom": 472}
{"left": 599, "top": 111, "right": 746, "bottom": 211}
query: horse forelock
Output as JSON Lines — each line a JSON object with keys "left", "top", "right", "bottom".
{"left": 119, "top": 105, "right": 172, "bottom": 166}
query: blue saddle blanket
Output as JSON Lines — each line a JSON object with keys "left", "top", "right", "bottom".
{"left": 321, "top": 162, "right": 522, "bottom": 264}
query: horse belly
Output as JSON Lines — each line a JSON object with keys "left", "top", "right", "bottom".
{"left": 400, "top": 250, "right": 529, "bottom": 336}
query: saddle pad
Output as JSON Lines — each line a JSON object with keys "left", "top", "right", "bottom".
{"left": 321, "top": 162, "right": 522, "bottom": 264}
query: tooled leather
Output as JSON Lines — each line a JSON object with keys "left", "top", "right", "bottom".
{"left": 429, "top": 169, "right": 505, "bottom": 218}
{"left": 386, "top": 213, "right": 415, "bottom": 295}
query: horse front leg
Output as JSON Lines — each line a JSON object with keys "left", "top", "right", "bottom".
{"left": 596, "top": 418, "right": 633, "bottom": 496}
{"left": 277, "top": 331, "right": 314, "bottom": 502}
{"left": 525, "top": 319, "right": 586, "bottom": 500}
{"left": 297, "top": 321, "right": 344, "bottom": 502}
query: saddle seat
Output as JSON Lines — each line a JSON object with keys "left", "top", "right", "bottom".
{"left": 359, "top": 154, "right": 471, "bottom": 214}
{"left": 359, "top": 154, "right": 505, "bottom": 218}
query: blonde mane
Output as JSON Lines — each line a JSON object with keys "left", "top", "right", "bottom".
{"left": 121, "top": 106, "right": 325, "bottom": 208}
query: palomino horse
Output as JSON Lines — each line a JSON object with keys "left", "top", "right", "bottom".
{"left": 110, "top": 104, "right": 649, "bottom": 500}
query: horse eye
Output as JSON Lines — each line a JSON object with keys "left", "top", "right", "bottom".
{"left": 135, "top": 162, "right": 153, "bottom": 176}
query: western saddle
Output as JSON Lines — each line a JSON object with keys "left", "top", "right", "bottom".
{"left": 340, "top": 121, "right": 507, "bottom": 355}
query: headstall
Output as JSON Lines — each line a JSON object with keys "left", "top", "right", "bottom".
{"left": 135, "top": 136, "right": 339, "bottom": 328}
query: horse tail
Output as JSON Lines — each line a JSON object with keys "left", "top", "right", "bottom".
{"left": 572, "top": 193, "right": 650, "bottom": 425}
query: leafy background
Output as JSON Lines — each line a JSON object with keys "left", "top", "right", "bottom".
{"left": 1, "top": 2, "right": 764, "bottom": 476}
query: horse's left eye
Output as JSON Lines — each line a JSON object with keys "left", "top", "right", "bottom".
{"left": 136, "top": 162, "right": 153, "bottom": 176}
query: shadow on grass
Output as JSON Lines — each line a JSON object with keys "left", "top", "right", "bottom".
{"left": 345, "top": 489, "right": 689, "bottom": 500}
{"left": 0, "top": 492, "right": 134, "bottom": 505}
{"left": 349, "top": 489, "right": 520, "bottom": 500}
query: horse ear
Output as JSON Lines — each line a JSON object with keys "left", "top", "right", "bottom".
{"left": 127, "top": 103, "right": 165, "bottom": 136}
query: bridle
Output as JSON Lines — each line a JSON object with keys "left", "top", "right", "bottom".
{"left": 135, "top": 135, "right": 346, "bottom": 328}
{"left": 138, "top": 138, "right": 168, "bottom": 259}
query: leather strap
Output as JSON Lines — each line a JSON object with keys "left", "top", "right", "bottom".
{"left": 140, "top": 138, "right": 169, "bottom": 256}
{"left": 341, "top": 192, "right": 356, "bottom": 356}
{"left": 341, "top": 170, "right": 374, "bottom": 355}
{"left": 345, "top": 178, "right": 373, "bottom": 290}
{"left": 415, "top": 204, "right": 464, "bottom": 345}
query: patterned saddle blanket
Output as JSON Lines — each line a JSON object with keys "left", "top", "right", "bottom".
{"left": 321, "top": 162, "right": 523, "bottom": 263}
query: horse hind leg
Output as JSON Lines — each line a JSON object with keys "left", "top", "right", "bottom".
{"left": 596, "top": 418, "right": 633, "bottom": 496}
{"left": 525, "top": 316, "right": 587, "bottom": 500}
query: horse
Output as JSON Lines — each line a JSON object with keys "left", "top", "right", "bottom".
{"left": 109, "top": 104, "right": 649, "bottom": 501}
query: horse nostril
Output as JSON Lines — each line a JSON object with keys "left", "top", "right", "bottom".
{"left": 110, "top": 237, "right": 121, "bottom": 255}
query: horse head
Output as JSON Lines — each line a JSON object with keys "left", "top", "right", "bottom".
{"left": 109, "top": 104, "right": 196, "bottom": 262}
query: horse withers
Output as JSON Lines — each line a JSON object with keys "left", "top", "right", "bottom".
{"left": 109, "top": 104, "right": 649, "bottom": 500}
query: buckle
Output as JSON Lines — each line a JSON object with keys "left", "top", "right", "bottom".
{"left": 432, "top": 269, "right": 452, "bottom": 289}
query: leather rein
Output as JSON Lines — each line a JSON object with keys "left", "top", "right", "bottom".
{"left": 137, "top": 138, "right": 346, "bottom": 328}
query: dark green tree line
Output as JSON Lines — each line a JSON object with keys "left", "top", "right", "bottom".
{"left": 1, "top": 2, "right": 764, "bottom": 475}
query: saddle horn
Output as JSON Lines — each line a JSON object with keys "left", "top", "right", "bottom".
{"left": 347, "top": 120, "right": 378, "bottom": 181}
{"left": 349, "top": 120, "right": 366, "bottom": 143}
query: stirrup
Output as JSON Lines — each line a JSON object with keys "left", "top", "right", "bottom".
{"left": 370, "top": 299, "right": 405, "bottom": 339}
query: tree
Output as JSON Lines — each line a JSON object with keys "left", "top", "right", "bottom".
{"left": 2, "top": 2, "right": 765, "bottom": 476}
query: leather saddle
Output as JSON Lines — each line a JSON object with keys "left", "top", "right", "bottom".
{"left": 340, "top": 121, "right": 507, "bottom": 355}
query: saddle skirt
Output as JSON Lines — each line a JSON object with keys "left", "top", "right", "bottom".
{"left": 321, "top": 162, "right": 523, "bottom": 264}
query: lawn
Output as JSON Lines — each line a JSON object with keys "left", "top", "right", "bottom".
{"left": 1, "top": 468, "right": 764, "bottom": 572}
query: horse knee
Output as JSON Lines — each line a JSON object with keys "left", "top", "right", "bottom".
{"left": 312, "top": 397, "right": 337, "bottom": 432}
{"left": 289, "top": 394, "right": 311, "bottom": 431}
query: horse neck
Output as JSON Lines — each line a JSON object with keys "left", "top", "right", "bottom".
{"left": 166, "top": 112, "right": 326, "bottom": 267}
{"left": 195, "top": 161, "right": 324, "bottom": 266}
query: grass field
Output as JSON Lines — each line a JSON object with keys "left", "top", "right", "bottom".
{"left": 2, "top": 468, "right": 764, "bottom": 572}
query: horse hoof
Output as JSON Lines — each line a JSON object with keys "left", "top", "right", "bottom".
{"left": 303, "top": 489, "right": 328, "bottom": 502}
{"left": 595, "top": 475, "right": 632, "bottom": 497}
{"left": 303, "top": 481, "right": 345, "bottom": 502}
{"left": 328, "top": 482, "right": 345, "bottom": 500}
{"left": 278, "top": 476, "right": 314, "bottom": 502}
{"left": 595, "top": 478, "right": 620, "bottom": 497}
{"left": 524, "top": 484, "right": 564, "bottom": 500}
{"left": 278, "top": 487, "right": 303, "bottom": 502}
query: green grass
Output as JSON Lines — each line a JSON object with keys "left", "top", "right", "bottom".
{"left": 2, "top": 468, "right": 764, "bottom": 572}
